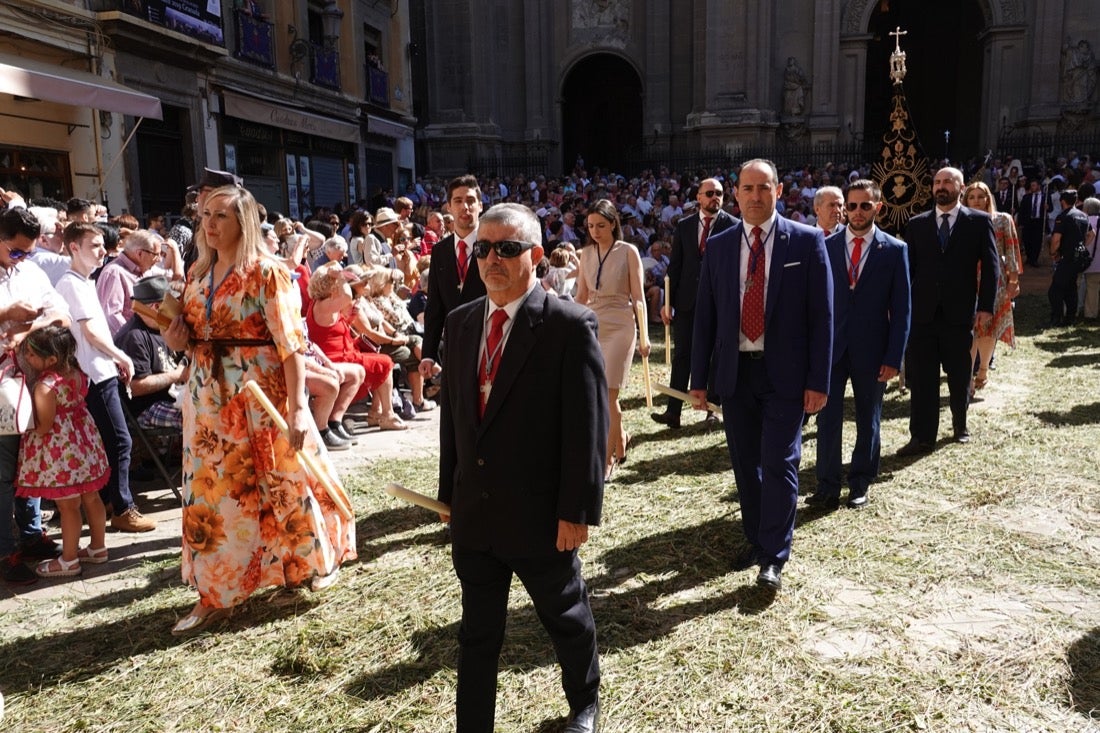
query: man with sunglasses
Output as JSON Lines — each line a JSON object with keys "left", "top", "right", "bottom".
{"left": 810, "top": 180, "right": 910, "bottom": 510}
{"left": 419, "top": 174, "right": 487, "bottom": 380}
{"left": 653, "top": 177, "right": 738, "bottom": 429}
{"left": 437, "top": 203, "right": 607, "bottom": 732}
{"left": 0, "top": 202, "right": 72, "bottom": 584}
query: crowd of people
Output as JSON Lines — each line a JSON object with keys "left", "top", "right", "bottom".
{"left": 2, "top": 146, "right": 1097, "bottom": 730}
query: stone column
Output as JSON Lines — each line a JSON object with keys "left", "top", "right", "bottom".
{"left": 980, "top": 25, "right": 1027, "bottom": 148}
{"left": 837, "top": 35, "right": 871, "bottom": 144}
{"left": 809, "top": 0, "right": 842, "bottom": 143}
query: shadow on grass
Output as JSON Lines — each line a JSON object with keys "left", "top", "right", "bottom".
{"left": 354, "top": 504, "right": 450, "bottom": 562}
{"left": 346, "top": 516, "right": 777, "bottom": 703}
{"left": 1066, "top": 626, "right": 1100, "bottom": 720}
{"left": 0, "top": 591, "right": 318, "bottom": 693}
{"left": 1034, "top": 401, "right": 1100, "bottom": 426}
{"left": 1047, "top": 353, "right": 1100, "bottom": 368}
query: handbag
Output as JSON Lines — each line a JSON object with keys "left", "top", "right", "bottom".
{"left": 0, "top": 352, "right": 33, "bottom": 435}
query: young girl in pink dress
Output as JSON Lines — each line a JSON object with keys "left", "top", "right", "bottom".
{"left": 16, "top": 325, "right": 110, "bottom": 578}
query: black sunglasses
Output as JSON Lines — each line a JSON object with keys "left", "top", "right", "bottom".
{"left": 701, "top": 190, "right": 723, "bottom": 198}
{"left": 845, "top": 202, "right": 876, "bottom": 212}
{"left": 6, "top": 246, "right": 31, "bottom": 261}
{"left": 474, "top": 239, "right": 537, "bottom": 259}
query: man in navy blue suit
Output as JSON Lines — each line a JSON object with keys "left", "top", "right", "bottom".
{"left": 690, "top": 159, "right": 833, "bottom": 591}
{"left": 810, "top": 179, "right": 910, "bottom": 510}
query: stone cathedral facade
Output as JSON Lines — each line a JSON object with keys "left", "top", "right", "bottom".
{"left": 410, "top": 0, "right": 1100, "bottom": 175}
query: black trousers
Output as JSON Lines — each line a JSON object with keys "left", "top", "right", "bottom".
{"left": 1048, "top": 260, "right": 1079, "bottom": 322}
{"left": 451, "top": 545, "right": 600, "bottom": 732}
{"left": 665, "top": 308, "right": 718, "bottom": 419}
{"left": 905, "top": 317, "right": 973, "bottom": 444}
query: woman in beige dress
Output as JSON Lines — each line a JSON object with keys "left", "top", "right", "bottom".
{"left": 575, "top": 199, "right": 648, "bottom": 479}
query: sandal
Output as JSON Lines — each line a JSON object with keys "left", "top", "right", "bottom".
{"left": 77, "top": 546, "right": 109, "bottom": 564}
{"left": 36, "top": 556, "right": 82, "bottom": 578}
{"left": 379, "top": 414, "right": 408, "bottom": 431}
{"left": 171, "top": 605, "right": 233, "bottom": 636}
{"left": 412, "top": 399, "right": 436, "bottom": 412}
{"left": 973, "top": 369, "right": 988, "bottom": 390}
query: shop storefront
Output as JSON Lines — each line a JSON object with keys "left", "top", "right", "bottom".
{"left": 219, "top": 89, "right": 358, "bottom": 220}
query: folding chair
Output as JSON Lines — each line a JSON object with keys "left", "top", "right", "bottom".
{"left": 122, "top": 400, "right": 183, "bottom": 503}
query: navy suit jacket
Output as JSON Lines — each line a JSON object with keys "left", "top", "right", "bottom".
{"left": 667, "top": 209, "right": 739, "bottom": 314}
{"left": 422, "top": 233, "right": 486, "bottom": 364}
{"left": 825, "top": 226, "right": 911, "bottom": 372}
{"left": 905, "top": 206, "right": 998, "bottom": 327}
{"left": 438, "top": 286, "right": 607, "bottom": 557}
{"left": 691, "top": 216, "right": 833, "bottom": 399}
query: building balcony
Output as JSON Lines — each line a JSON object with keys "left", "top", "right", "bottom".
{"left": 310, "top": 44, "right": 340, "bottom": 90}
{"left": 367, "top": 65, "right": 389, "bottom": 107}
{"left": 234, "top": 9, "right": 275, "bottom": 68}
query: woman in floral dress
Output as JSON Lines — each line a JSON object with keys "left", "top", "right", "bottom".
{"left": 963, "top": 182, "right": 1022, "bottom": 391}
{"left": 164, "top": 185, "right": 356, "bottom": 635}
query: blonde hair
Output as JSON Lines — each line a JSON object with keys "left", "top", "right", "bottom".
{"left": 191, "top": 185, "right": 272, "bottom": 279}
{"left": 963, "top": 181, "right": 995, "bottom": 215}
{"left": 307, "top": 262, "right": 345, "bottom": 301}
{"left": 365, "top": 265, "right": 392, "bottom": 296}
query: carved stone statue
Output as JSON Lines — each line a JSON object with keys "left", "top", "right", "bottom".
{"left": 1062, "top": 36, "right": 1097, "bottom": 106}
{"left": 782, "top": 57, "right": 809, "bottom": 117}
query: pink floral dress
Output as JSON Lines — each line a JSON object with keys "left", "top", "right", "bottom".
{"left": 16, "top": 370, "right": 109, "bottom": 499}
{"left": 179, "top": 259, "right": 356, "bottom": 609}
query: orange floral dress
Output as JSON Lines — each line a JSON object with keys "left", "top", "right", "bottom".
{"left": 179, "top": 259, "right": 356, "bottom": 608}
{"left": 974, "top": 211, "right": 1022, "bottom": 347}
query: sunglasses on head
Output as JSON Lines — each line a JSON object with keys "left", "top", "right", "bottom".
{"left": 474, "top": 239, "right": 537, "bottom": 259}
{"left": 701, "top": 190, "right": 723, "bottom": 198}
{"left": 845, "top": 202, "right": 876, "bottom": 212}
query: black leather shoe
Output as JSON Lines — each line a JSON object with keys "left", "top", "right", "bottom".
{"left": 321, "top": 429, "right": 350, "bottom": 451}
{"left": 328, "top": 421, "right": 359, "bottom": 445}
{"left": 896, "top": 440, "right": 934, "bottom": 457}
{"left": 756, "top": 564, "right": 782, "bottom": 590}
{"left": 564, "top": 698, "right": 600, "bottom": 733}
{"left": 954, "top": 429, "right": 971, "bottom": 444}
{"left": 703, "top": 411, "right": 720, "bottom": 430}
{"left": 650, "top": 410, "right": 680, "bottom": 429}
{"left": 732, "top": 545, "right": 757, "bottom": 571}
{"left": 805, "top": 492, "right": 840, "bottom": 510}
{"left": 846, "top": 490, "right": 868, "bottom": 509}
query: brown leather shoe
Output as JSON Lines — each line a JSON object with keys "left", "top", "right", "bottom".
{"left": 111, "top": 506, "right": 156, "bottom": 533}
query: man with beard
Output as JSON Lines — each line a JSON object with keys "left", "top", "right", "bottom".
{"left": 653, "top": 177, "right": 738, "bottom": 429}
{"left": 898, "top": 167, "right": 998, "bottom": 455}
{"left": 811, "top": 180, "right": 910, "bottom": 510}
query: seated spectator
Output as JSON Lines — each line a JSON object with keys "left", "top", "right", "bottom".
{"left": 368, "top": 266, "right": 421, "bottom": 337}
{"left": 96, "top": 229, "right": 162, "bottom": 336}
{"left": 421, "top": 211, "right": 444, "bottom": 255}
{"left": 311, "top": 235, "right": 349, "bottom": 272}
{"left": 349, "top": 265, "right": 433, "bottom": 412}
{"left": 306, "top": 265, "right": 407, "bottom": 431}
{"left": 113, "top": 275, "right": 185, "bottom": 431}
{"left": 541, "top": 246, "right": 578, "bottom": 299}
{"left": 391, "top": 224, "right": 419, "bottom": 288}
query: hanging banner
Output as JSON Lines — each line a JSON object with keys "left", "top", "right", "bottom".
{"left": 119, "top": 1, "right": 225, "bottom": 47}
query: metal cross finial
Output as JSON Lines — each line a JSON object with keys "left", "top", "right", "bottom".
{"left": 889, "top": 26, "right": 908, "bottom": 53}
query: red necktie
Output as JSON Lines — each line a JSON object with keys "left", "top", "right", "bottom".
{"left": 457, "top": 238, "right": 468, "bottom": 283}
{"left": 741, "top": 226, "right": 765, "bottom": 343}
{"left": 848, "top": 236, "right": 864, "bottom": 287}
{"left": 478, "top": 309, "right": 509, "bottom": 418}
{"left": 700, "top": 216, "right": 713, "bottom": 254}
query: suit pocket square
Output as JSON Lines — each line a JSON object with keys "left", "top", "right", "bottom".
{"left": 783, "top": 261, "right": 802, "bottom": 268}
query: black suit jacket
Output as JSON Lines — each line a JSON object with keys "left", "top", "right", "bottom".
{"left": 993, "top": 188, "right": 1015, "bottom": 216}
{"left": 904, "top": 206, "right": 999, "bottom": 327}
{"left": 422, "top": 233, "right": 486, "bottom": 364}
{"left": 438, "top": 286, "right": 607, "bottom": 557}
{"left": 667, "top": 209, "right": 738, "bottom": 314}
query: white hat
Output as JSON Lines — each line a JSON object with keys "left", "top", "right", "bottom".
{"left": 373, "top": 207, "right": 399, "bottom": 227}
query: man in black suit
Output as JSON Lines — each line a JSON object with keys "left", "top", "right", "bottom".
{"left": 898, "top": 167, "right": 999, "bottom": 455}
{"left": 1016, "top": 179, "right": 1046, "bottom": 267}
{"left": 438, "top": 203, "right": 607, "bottom": 733}
{"left": 652, "top": 177, "right": 738, "bottom": 429}
{"left": 993, "top": 177, "right": 1015, "bottom": 217}
{"left": 1048, "top": 189, "right": 1088, "bottom": 327}
{"left": 419, "top": 174, "right": 487, "bottom": 380}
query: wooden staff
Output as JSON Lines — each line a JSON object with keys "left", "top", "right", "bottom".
{"left": 635, "top": 300, "right": 653, "bottom": 408}
{"left": 243, "top": 380, "right": 354, "bottom": 520}
{"left": 131, "top": 301, "right": 173, "bottom": 330}
{"left": 663, "top": 275, "right": 672, "bottom": 365}
{"left": 653, "top": 383, "right": 723, "bottom": 416}
{"left": 384, "top": 483, "right": 451, "bottom": 515}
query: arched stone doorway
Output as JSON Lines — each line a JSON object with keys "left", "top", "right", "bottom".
{"left": 560, "top": 53, "right": 643, "bottom": 174}
{"left": 862, "top": 1, "right": 986, "bottom": 163}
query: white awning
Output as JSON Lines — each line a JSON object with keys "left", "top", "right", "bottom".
{"left": 367, "top": 114, "right": 414, "bottom": 139}
{"left": 0, "top": 52, "right": 163, "bottom": 120}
